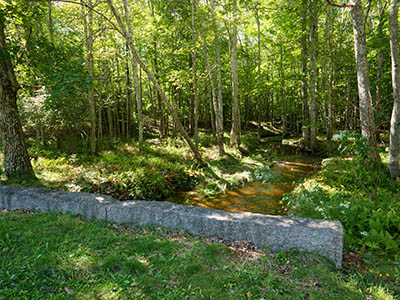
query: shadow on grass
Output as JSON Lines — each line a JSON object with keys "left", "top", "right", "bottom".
{"left": 0, "top": 211, "right": 375, "bottom": 300}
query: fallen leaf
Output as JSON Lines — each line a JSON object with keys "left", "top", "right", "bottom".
{"left": 64, "top": 287, "right": 75, "bottom": 295}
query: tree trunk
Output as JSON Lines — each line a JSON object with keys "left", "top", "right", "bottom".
{"left": 0, "top": 26, "right": 34, "bottom": 178}
{"left": 106, "top": 0, "right": 205, "bottom": 165}
{"left": 255, "top": 8, "right": 262, "bottom": 138}
{"left": 48, "top": 0, "right": 54, "bottom": 44}
{"left": 327, "top": 6, "right": 334, "bottom": 141}
{"left": 191, "top": 0, "right": 199, "bottom": 149}
{"left": 125, "top": 45, "right": 132, "bottom": 139}
{"left": 106, "top": 67, "right": 114, "bottom": 138}
{"left": 309, "top": 0, "right": 317, "bottom": 148}
{"left": 154, "top": 56, "right": 164, "bottom": 138}
{"left": 280, "top": 45, "right": 287, "bottom": 136}
{"left": 301, "top": 0, "right": 310, "bottom": 147}
{"left": 204, "top": 43, "right": 223, "bottom": 152}
{"left": 123, "top": 0, "right": 143, "bottom": 153}
{"left": 389, "top": 0, "right": 400, "bottom": 178}
{"left": 82, "top": 0, "right": 97, "bottom": 155}
{"left": 375, "top": 0, "right": 385, "bottom": 142}
{"left": 148, "top": 77, "right": 156, "bottom": 127}
{"left": 350, "top": 0, "right": 378, "bottom": 152}
{"left": 230, "top": 0, "right": 241, "bottom": 147}
{"left": 211, "top": 0, "right": 225, "bottom": 155}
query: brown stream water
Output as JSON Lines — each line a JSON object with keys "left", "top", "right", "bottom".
{"left": 176, "top": 144, "right": 321, "bottom": 216}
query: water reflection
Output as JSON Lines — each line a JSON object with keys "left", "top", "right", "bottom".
{"left": 175, "top": 143, "right": 321, "bottom": 216}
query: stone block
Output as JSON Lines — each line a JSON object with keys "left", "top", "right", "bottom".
{"left": 0, "top": 186, "right": 343, "bottom": 268}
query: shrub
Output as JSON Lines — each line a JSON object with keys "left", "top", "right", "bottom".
{"left": 285, "top": 152, "right": 400, "bottom": 254}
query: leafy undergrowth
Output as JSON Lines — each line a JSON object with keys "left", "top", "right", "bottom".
{"left": 0, "top": 210, "right": 398, "bottom": 299}
{"left": 285, "top": 134, "right": 400, "bottom": 254}
{"left": 0, "top": 132, "right": 274, "bottom": 201}
{"left": 284, "top": 151, "right": 400, "bottom": 298}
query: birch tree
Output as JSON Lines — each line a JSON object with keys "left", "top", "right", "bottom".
{"left": 389, "top": 0, "right": 400, "bottom": 178}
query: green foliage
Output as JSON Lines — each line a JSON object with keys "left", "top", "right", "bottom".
{"left": 241, "top": 134, "right": 262, "bottom": 153}
{"left": 86, "top": 156, "right": 194, "bottom": 201}
{"left": 333, "top": 131, "right": 371, "bottom": 159}
{"left": 252, "top": 165, "right": 277, "bottom": 183}
{"left": 285, "top": 157, "right": 400, "bottom": 255}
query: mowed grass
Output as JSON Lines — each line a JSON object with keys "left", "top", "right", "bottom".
{"left": 0, "top": 210, "right": 398, "bottom": 300}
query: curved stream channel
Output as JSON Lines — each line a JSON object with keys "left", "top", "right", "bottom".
{"left": 175, "top": 144, "right": 322, "bottom": 216}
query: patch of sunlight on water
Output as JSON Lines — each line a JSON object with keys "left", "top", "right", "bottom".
{"left": 171, "top": 144, "right": 322, "bottom": 216}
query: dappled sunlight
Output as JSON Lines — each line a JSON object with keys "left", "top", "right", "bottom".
{"left": 181, "top": 150, "right": 320, "bottom": 216}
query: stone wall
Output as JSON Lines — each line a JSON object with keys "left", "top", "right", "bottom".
{"left": 0, "top": 185, "right": 343, "bottom": 268}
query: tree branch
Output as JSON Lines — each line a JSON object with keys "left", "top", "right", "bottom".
{"left": 325, "top": 0, "right": 353, "bottom": 8}
{"left": 27, "top": 0, "right": 122, "bottom": 36}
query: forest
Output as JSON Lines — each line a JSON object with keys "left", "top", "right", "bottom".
{"left": 0, "top": 0, "right": 400, "bottom": 299}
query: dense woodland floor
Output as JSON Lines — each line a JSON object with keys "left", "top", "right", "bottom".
{"left": 0, "top": 131, "right": 399, "bottom": 299}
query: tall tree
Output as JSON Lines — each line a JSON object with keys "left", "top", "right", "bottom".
{"left": 0, "top": 25, "right": 34, "bottom": 178}
{"left": 350, "top": 0, "right": 379, "bottom": 151}
{"left": 389, "top": 0, "right": 400, "bottom": 178}
{"left": 211, "top": 0, "right": 225, "bottom": 155}
{"left": 191, "top": 0, "right": 199, "bottom": 149}
{"left": 48, "top": 0, "right": 54, "bottom": 44}
{"left": 230, "top": 0, "right": 241, "bottom": 147}
{"left": 123, "top": 0, "right": 143, "bottom": 154}
{"left": 106, "top": 0, "right": 205, "bottom": 165}
{"left": 301, "top": 0, "right": 310, "bottom": 148}
{"left": 309, "top": 0, "right": 318, "bottom": 148}
{"left": 255, "top": 7, "right": 262, "bottom": 138}
{"left": 81, "top": 0, "right": 97, "bottom": 155}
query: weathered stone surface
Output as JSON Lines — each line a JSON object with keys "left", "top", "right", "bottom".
{"left": 0, "top": 185, "right": 343, "bottom": 268}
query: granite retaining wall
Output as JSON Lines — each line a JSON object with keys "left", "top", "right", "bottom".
{"left": 0, "top": 185, "right": 343, "bottom": 268}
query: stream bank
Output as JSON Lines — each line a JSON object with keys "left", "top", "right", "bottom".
{"left": 172, "top": 143, "right": 322, "bottom": 215}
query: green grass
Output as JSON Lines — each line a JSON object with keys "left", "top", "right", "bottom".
{"left": 0, "top": 210, "right": 398, "bottom": 299}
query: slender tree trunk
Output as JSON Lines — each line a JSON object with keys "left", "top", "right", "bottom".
{"left": 209, "top": 88, "right": 216, "bottom": 138}
{"left": 133, "top": 56, "right": 143, "bottom": 153}
{"left": 280, "top": 45, "right": 287, "bottom": 136}
{"left": 375, "top": 0, "right": 386, "bottom": 142}
{"left": 204, "top": 42, "right": 224, "bottom": 153}
{"left": 191, "top": 0, "right": 199, "bottom": 149}
{"left": 350, "top": 0, "right": 378, "bottom": 152}
{"left": 0, "top": 27, "right": 34, "bottom": 178}
{"left": 48, "top": 0, "right": 54, "bottom": 44}
{"left": 255, "top": 8, "right": 262, "bottom": 138}
{"left": 327, "top": 6, "right": 334, "bottom": 141}
{"left": 301, "top": 0, "right": 310, "bottom": 147}
{"left": 230, "top": 0, "right": 241, "bottom": 147}
{"left": 148, "top": 78, "right": 156, "bottom": 126}
{"left": 98, "top": 101, "right": 103, "bottom": 139}
{"left": 82, "top": 0, "right": 97, "bottom": 154}
{"left": 389, "top": 0, "right": 400, "bottom": 178}
{"left": 270, "top": 66, "right": 274, "bottom": 126}
{"left": 123, "top": 0, "right": 143, "bottom": 153}
{"left": 106, "top": 66, "right": 114, "bottom": 138}
{"left": 106, "top": 0, "right": 205, "bottom": 165}
{"left": 154, "top": 56, "right": 164, "bottom": 138}
{"left": 309, "top": 0, "right": 317, "bottom": 148}
{"left": 125, "top": 45, "right": 132, "bottom": 139}
{"left": 98, "top": 71, "right": 104, "bottom": 140}
{"left": 211, "top": 0, "right": 225, "bottom": 155}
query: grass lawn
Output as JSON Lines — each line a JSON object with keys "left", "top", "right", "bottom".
{"left": 0, "top": 210, "right": 398, "bottom": 300}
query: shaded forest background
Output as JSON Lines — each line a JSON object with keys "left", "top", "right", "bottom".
{"left": 0, "top": 0, "right": 398, "bottom": 173}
